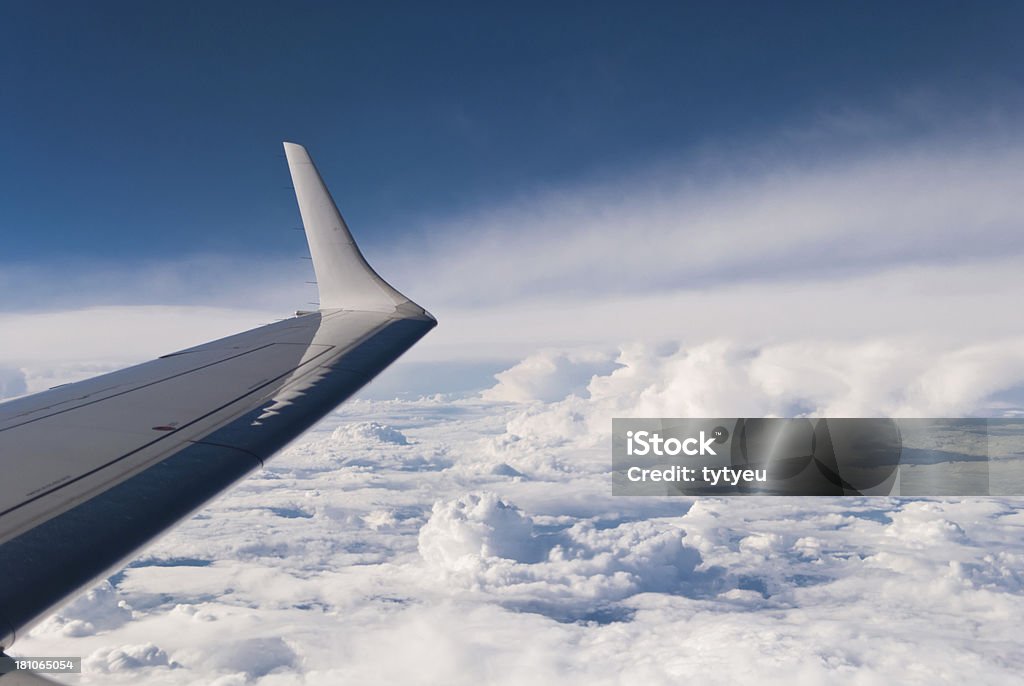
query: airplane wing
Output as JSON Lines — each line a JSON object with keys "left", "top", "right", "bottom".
{"left": 0, "top": 143, "right": 436, "bottom": 657}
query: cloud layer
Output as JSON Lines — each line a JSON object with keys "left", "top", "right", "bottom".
{"left": 10, "top": 395, "right": 1024, "bottom": 685}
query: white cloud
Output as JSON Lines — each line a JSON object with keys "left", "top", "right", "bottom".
{"left": 0, "top": 306, "right": 277, "bottom": 393}
{"left": 419, "top": 493, "right": 543, "bottom": 569}
{"left": 384, "top": 135, "right": 1024, "bottom": 307}
{"left": 482, "top": 349, "right": 618, "bottom": 402}
{"left": 476, "top": 339, "right": 1024, "bottom": 482}
{"left": 4, "top": 124, "right": 1024, "bottom": 684}
{"left": 6, "top": 394, "right": 1023, "bottom": 685}
{"left": 331, "top": 422, "right": 410, "bottom": 445}
{"left": 0, "top": 256, "right": 309, "bottom": 313}
{"left": 411, "top": 257, "right": 1024, "bottom": 364}
{"left": 419, "top": 492, "right": 703, "bottom": 619}
{"left": 83, "top": 643, "right": 174, "bottom": 673}
{"left": 0, "top": 365, "right": 27, "bottom": 399}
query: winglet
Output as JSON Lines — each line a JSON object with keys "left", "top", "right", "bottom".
{"left": 283, "top": 142, "right": 424, "bottom": 315}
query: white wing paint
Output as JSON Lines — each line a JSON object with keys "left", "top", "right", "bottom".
{"left": 0, "top": 144, "right": 436, "bottom": 658}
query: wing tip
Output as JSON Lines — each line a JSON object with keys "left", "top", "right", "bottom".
{"left": 283, "top": 141, "right": 311, "bottom": 165}
{"left": 282, "top": 143, "right": 435, "bottom": 321}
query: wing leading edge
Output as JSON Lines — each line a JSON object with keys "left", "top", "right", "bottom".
{"left": 0, "top": 144, "right": 436, "bottom": 651}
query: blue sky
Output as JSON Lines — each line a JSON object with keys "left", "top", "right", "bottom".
{"left": 2, "top": 1, "right": 1023, "bottom": 264}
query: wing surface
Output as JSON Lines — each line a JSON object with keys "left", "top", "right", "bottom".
{"left": 0, "top": 144, "right": 435, "bottom": 652}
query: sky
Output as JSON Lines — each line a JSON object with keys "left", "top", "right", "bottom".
{"left": 3, "top": 1, "right": 1024, "bottom": 391}
{"left": 2, "top": 1, "right": 1023, "bottom": 262}
{"left": 4, "top": 3, "right": 1024, "bottom": 683}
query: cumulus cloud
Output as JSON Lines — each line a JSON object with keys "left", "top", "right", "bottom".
{"left": 482, "top": 350, "right": 618, "bottom": 402}
{"left": 31, "top": 581, "right": 135, "bottom": 638}
{"left": 331, "top": 422, "right": 410, "bottom": 445}
{"left": 481, "top": 338, "right": 1024, "bottom": 473}
{"left": 83, "top": 643, "right": 174, "bottom": 673}
{"left": 419, "top": 493, "right": 543, "bottom": 568}
{"left": 419, "top": 493, "right": 702, "bottom": 620}
{"left": 8, "top": 394, "right": 1024, "bottom": 685}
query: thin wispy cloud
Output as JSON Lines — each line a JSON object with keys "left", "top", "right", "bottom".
{"left": 384, "top": 131, "right": 1024, "bottom": 306}
{"left": 3, "top": 124, "right": 1024, "bottom": 403}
